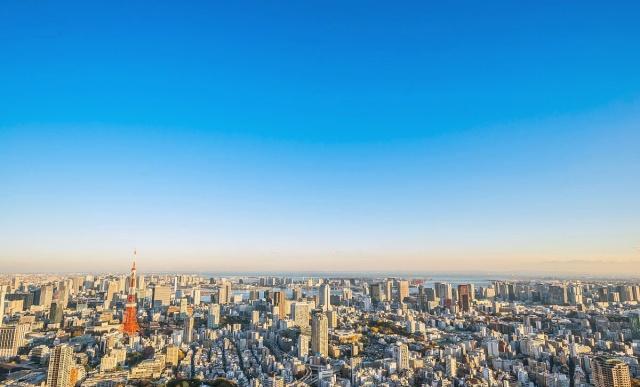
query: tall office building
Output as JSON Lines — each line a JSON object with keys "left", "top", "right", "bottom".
{"left": 311, "top": 312, "right": 328, "bottom": 357}
{"left": 49, "top": 301, "right": 64, "bottom": 326}
{"left": 548, "top": 284, "right": 568, "bottom": 305}
{"left": 457, "top": 284, "right": 472, "bottom": 312}
{"left": 384, "top": 280, "right": 393, "bottom": 302}
{"left": 37, "top": 285, "right": 54, "bottom": 310}
{"left": 208, "top": 304, "right": 221, "bottom": 328}
{"left": 291, "top": 302, "right": 310, "bottom": 330}
{"left": 47, "top": 344, "right": 74, "bottom": 387}
{"left": 273, "top": 291, "right": 287, "bottom": 317}
{"left": 370, "top": 283, "right": 383, "bottom": 303}
{"left": 397, "top": 280, "right": 409, "bottom": 303}
{"left": 218, "top": 281, "right": 232, "bottom": 305}
{"left": 568, "top": 283, "right": 584, "bottom": 305}
{"left": 105, "top": 281, "right": 119, "bottom": 308}
{"left": 435, "top": 282, "right": 452, "bottom": 306}
{"left": 592, "top": 356, "right": 631, "bottom": 387}
{"left": 152, "top": 285, "right": 172, "bottom": 307}
{"left": 0, "top": 286, "right": 6, "bottom": 326}
{"left": 395, "top": 342, "right": 409, "bottom": 371}
{"left": 319, "top": 283, "right": 331, "bottom": 311}
{"left": 297, "top": 334, "right": 309, "bottom": 359}
{"left": 193, "top": 288, "right": 201, "bottom": 306}
{"left": 183, "top": 316, "right": 194, "bottom": 344}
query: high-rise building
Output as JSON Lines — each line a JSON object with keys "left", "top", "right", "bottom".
{"left": 105, "top": 281, "right": 119, "bottom": 308}
{"left": 273, "top": 291, "right": 287, "bottom": 317}
{"left": 207, "top": 304, "right": 221, "bottom": 328}
{"left": 445, "top": 355, "right": 457, "bottom": 378}
{"left": 218, "top": 281, "right": 232, "bottom": 305}
{"left": 0, "top": 324, "right": 29, "bottom": 358}
{"left": 0, "top": 286, "right": 6, "bottom": 326}
{"left": 592, "top": 357, "right": 631, "bottom": 387}
{"left": 384, "top": 280, "right": 393, "bottom": 302}
{"left": 548, "top": 284, "right": 568, "bottom": 305}
{"left": 319, "top": 283, "right": 331, "bottom": 311}
{"left": 370, "top": 283, "right": 383, "bottom": 303}
{"left": 152, "top": 285, "right": 172, "bottom": 307}
{"left": 192, "top": 288, "right": 201, "bottom": 306}
{"left": 49, "top": 301, "right": 64, "bottom": 326}
{"left": 37, "top": 285, "right": 54, "bottom": 310}
{"left": 435, "top": 282, "right": 452, "bottom": 306}
{"left": 166, "top": 345, "right": 180, "bottom": 365}
{"left": 629, "top": 313, "right": 640, "bottom": 340}
{"left": 183, "top": 316, "right": 194, "bottom": 344}
{"left": 291, "top": 302, "right": 310, "bottom": 330}
{"left": 397, "top": 280, "right": 409, "bottom": 303}
{"left": 457, "top": 284, "right": 472, "bottom": 312}
{"left": 297, "top": 334, "right": 309, "bottom": 359}
{"left": 395, "top": 342, "right": 409, "bottom": 371}
{"left": 47, "top": 344, "right": 74, "bottom": 387}
{"left": 311, "top": 312, "right": 328, "bottom": 357}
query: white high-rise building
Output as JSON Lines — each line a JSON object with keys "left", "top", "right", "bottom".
{"left": 193, "top": 288, "right": 201, "bottom": 306}
{"left": 0, "top": 286, "right": 6, "bottom": 326}
{"left": 311, "top": 312, "right": 328, "bottom": 357}
{"left": 207, "top": 304, "right": 220, "bottom": 328}
{"left": 47, "top": 344, "right": 74, "bottom": 387}
{"left": 395, "top": 342, "right": 409, "bottom": 371}
{"left": 298, "top": 334, "right": 309, "bottom": 359}
{"left": 446, "top": 355, "right": 457, "bottom": 378}
{"left": 319, "top": 283, "right": 331, "bottom": 311}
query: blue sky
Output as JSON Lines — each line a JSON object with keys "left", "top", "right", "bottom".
{"left": 1, "top": 1, "right": 639, "bottom": 273}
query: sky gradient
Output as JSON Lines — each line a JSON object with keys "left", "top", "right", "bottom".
{"left": 1, "top": 1, "right": 639, "bottom": 274}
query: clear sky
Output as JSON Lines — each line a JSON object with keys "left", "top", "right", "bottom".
{"left": 1, "top": 1, "right": 639, "bottom": 275}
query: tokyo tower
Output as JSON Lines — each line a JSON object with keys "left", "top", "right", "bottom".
{"left": 122, "top": 250, "right": 140, "bottom": 336}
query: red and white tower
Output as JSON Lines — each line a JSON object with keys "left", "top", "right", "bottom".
{"left": 122, "top": 250, "right": 140, "bottom": 336}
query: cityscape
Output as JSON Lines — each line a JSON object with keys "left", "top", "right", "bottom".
{"left": 1, "top": 259, "right": 640, "bottom": 387}
{"left": 2, "top": 1, "right": 640, "bottom": 387}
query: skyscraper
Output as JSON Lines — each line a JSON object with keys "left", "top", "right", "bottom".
{"left": 47, "top": 344, "right": 74, "bottom": 387}
{"left": 0, "top": 286, "right": 6, "bottom": 326}
{"left": 397, "top": 280, "right": 409, "bottom": 303}
{"left": 291, "top": 302, "right": 310, "bottom": 330}
{"left": 297, "top": 334, "right": 309, "bottom": 359}
{"left": 457, "top": 284, "right": 472, "bottom": 312}
{"left": 370, "top": 283, "right": 383, "bottom": 303}
{"left": 592, "top": 356, "right": 631, "bottom": 387}
{"left": 319, "top": 283, "right": 331, "bottom": 311}
{"left": 273, "top": 291, "right": 287, "bottom": 317}
{"left": 208, "top": 304, "right": 221, "bottom": 328}
{"left": 152, "top": 285, "right": 172, "bottom": 307}
{"left": 384, "top": 280, "right": 393, "bottom": 302}
{"left": 311, "top": 312, "right": 328, "bottom": 357}
{"left": 218, "top": 281, "right": 232, "bottom": 305}
{"left": 193, "top": 288, "right": 201, "bottom": 305}
{"left": 395, "top": 342, "right": 409, "bottom": 371}
{"left": 183, "top": 316, "right": 194, "bottom": 344}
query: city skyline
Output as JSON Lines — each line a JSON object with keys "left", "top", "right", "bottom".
{"left": 2, "top": 2, "right": 640, "bottom": 274}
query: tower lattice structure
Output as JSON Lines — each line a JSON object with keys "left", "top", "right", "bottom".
{"left": 122, "top": 251, "right": 140, "bottom": 336}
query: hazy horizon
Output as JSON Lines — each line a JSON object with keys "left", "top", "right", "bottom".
{"left": 1, "top": 2, "right": 639, "bottom": 275}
